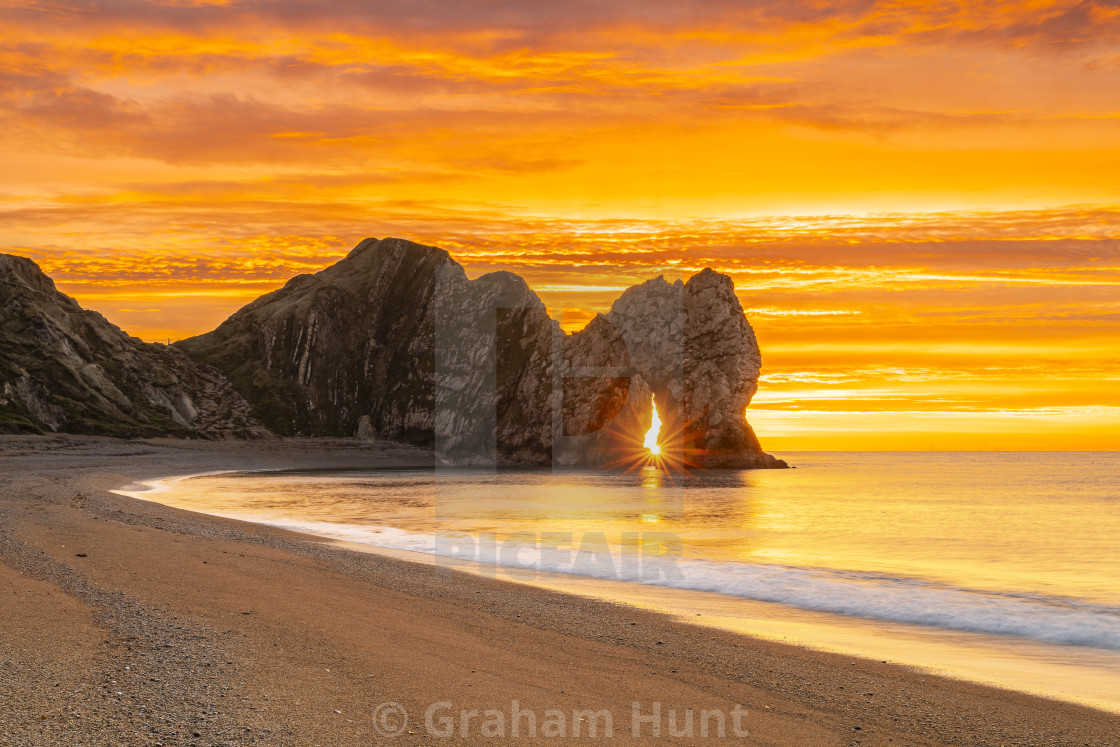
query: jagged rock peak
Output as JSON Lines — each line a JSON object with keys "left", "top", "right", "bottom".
{"left": 1, "top": 253, "right": 63, "bottom": 297}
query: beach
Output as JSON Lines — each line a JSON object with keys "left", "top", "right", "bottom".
{"left": 1, "top": 435, "right": 1117, "bottom": 746}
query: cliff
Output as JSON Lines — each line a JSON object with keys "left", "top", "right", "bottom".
{"left": 0, "top": 254, "right": 263, "bottom": 438}
{"left": 176, "top": 238, "right": 562, "bottom": 463}
{"left": 559, "top": 270, "right": 782, "bottom": 469}
{"left": 177, "top": 238, "right": 451, "bottom": 442}
{"left": 1, "top": 239, "right": 785, "bottom": 468}
{"left": 177, "top": 237, "right": 785, "bottom": 468}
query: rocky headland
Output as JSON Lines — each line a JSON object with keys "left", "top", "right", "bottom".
{"left": 0, "top": 254, "right": 262, "bottom": 439}
{"left": 1, "top": 239, "right": 786, "bottom": 469}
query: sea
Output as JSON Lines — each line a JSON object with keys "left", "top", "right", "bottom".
{"left": 120, "top": 452, "right": 1120, "bottom": 712}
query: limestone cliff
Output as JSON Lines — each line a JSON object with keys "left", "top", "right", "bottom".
{"left": 555, "top": 270, "right": 782, "bottom": 469}
{"left": 176, "top": 238, "right": 562, "bottom": 463}
{"left": 178, "top": 238, "right": 451, "bottom": 442}
{"left": 0, "top": 254, "right": 262, "bottom": 438}
{"left": 568, "top": 270, "right": 779, "bottom": 468}
{"left": 177, "top": 237, "right": 786, "bottom": 468}
{"left": 1, "top": 239, "right": 786, "bottom": 467}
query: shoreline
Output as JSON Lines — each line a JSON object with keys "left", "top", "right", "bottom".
{"left": 325, "top": 541, "right": 1120, "bottom": 717}
{"left": 2, "top": 435, "right": 1118, "bottom": 745}
{"left": 117, "top": 464, "right": 1120, "bottom": 717}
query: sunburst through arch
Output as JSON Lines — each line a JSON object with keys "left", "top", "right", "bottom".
{"left": 643, "top": 395, "right": 662, "bottom": 457}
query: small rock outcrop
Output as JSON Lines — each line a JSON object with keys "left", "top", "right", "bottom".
{"left": 0, "top": 254, "right": 262, "bottom": 438}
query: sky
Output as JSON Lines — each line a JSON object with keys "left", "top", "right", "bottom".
{"left": 1, "top": 0, "right": 1118, "bottom": 450}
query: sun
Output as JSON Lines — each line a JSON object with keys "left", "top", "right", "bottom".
{"left": 643, "top": 396, "right": 662, "bottom": 456}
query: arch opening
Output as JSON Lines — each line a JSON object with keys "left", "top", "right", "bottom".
{"left": 643, "top": 395, "right": 662, "bottom": 456}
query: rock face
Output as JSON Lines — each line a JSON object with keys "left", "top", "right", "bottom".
{"left": 432, "top": 267, "right": 558, "bottom": 466}
{"left": 177, "top": 238, "right": 563, "bottom": 464}
{"left": 611, "top": 271, "right": 776, "bottom": 468}
{"left": 1, "top": 238, "right": 786, "bottom": 468}
{"left": 0, "top": 254, "right": 262, "bottom": 438}
{"left": 178, "top": 238, "right": 451, "bottom": 442}
{"left": 556, "top": 271, "right": 782, "bottom": 468}
{"left": 557, "top": 313, "right": 649, "bottom": 467}
{"left": 177, "top": 237, "right": 785, "bottom": 469}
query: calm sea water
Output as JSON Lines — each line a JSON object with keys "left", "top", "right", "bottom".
{"left": 126, "top": 452, "right": 1120, "bottom": 707}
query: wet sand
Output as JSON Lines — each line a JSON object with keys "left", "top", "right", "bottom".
{"left": 1, "top": 434, "right": 1116, "bottom": 745}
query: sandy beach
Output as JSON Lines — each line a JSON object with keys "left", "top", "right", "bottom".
{"left": 1, "top": 435, "right": 1117, "bottom": 746}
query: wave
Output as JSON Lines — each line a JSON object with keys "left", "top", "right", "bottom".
{"left": 228, "top": 515, "right": 1120, "bottom": 651}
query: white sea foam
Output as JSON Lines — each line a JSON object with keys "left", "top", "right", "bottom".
{"left": 230, "top": 515, "right": 1120, "bottom": 651}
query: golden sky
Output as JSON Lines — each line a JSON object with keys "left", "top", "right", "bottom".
{"left": 2, "top": 0, "right": 1119, "bottom": 449}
